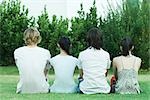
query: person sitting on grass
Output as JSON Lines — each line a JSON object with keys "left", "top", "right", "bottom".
{"left": 113, "top": 37, "right": 142, "bottom": 94}
{"left": 78, "top": 28, "right": 111, "bottom": 94}
{"left": 49, "top": 36, "right": 80, "bottom": 93}
{"left": 14, "top": 27, "right": 51, "bottom": 93}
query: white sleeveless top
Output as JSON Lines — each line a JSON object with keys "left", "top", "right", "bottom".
{"left": 115, "top": 56, "right": 141, "bottom": 94}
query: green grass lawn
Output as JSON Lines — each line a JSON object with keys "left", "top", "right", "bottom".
{"left": 0, "top": 67, "right": 150, "bottom": 100}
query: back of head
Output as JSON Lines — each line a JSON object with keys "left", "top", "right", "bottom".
{"left": 87, "top": 27, "right": 103, "bottom": 50}
{"left": 23, "top": 27, "right": 41, "bottom": 45}
{"left": 58, "top": 36, "right": 71, "bottom": 55}
{"left": 121, "top": 37, "right": 133, "bottom": 56}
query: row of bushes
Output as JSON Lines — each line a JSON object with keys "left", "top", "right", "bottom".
{"left": 0, "top": 0, "right": 149, "bottom": 69}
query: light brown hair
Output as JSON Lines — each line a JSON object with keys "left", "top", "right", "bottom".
{"left": 23, "top": 27, "right": 41, "bottom": 45}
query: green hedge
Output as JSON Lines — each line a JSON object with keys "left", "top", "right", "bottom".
{"left": 0, "top": 0, "right": 149, "bottom": 69}
{"left": 0, "top": 0, "right": 35, "bottom": 65}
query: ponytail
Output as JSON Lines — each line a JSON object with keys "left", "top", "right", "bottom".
{"left": 58, "top": 37, "right": 71, "bottom": 55}
{"left": 121, "top": 37, "right": 133, "bottom": 56}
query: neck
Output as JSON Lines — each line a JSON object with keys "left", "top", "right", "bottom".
{"left": 129, "top": 51, "right": 132, "bottom": 56}
{"left": 125, "top": 51, "right": 132, "bottom": 57}
{"left": 60, "top": 49, "right": 68, "bottom": 56}
{"left": 27, "top": 44, "right": 37, "bottom": 48}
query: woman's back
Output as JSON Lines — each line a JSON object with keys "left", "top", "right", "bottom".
{"left": 50, "top": 55, "right": 79, "bottom": 93}
{"left": 113, "top": 55, "right": 141, "bottom": 94}
{"left": 113, "top": 56, "right": 141, "bottom": 72}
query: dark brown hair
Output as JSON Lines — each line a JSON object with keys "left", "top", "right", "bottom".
{"left": 87, "top": 28, "right": 103, "bottom": 50}
{"left": 58, "top": 36, "right": 71, "bottom": 55}
{"left": 121, "top": 37, "right": 133, "bottom": 56}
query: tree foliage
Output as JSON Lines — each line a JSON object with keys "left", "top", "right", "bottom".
{"left": 37, "top": 7, "right": 69, "bottom": 56}
{"left": 100, "top": 0, "right": 150, "bottom": 69}
{"left": 0, "top": 0, "right": 35, "bottom": 65}
{"left": 0, "top": 0, "right": 149, "bottom": 69}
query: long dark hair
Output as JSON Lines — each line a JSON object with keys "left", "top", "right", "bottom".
{"left": 121, "top": 37, "right": 133, "bottom": 56}
{"left": 87, "top": 28, "right": 103, "bottom": 50}
{"left": 58, "top": 36, "right": 71, "bottom": 55}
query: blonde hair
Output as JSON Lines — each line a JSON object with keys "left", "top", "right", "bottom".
{"left": 23, "top": 27, "right": 41, "bottom": 45}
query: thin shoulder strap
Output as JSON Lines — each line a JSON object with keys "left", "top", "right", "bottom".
{"left": 132, "top": 57, "right": 137, "bottom": 69}
{"left": 121, "top": 57, "right": 125, "bottom": 69}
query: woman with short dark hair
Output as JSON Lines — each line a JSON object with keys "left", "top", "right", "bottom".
{"left": 49, "top": 36, "right": 80, "bottom": 93}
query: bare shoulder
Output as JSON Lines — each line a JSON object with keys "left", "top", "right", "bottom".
{"left": 133, "top": 56, "right": 142, "bottom": 70}
{"left": 112, "top": 56, "right": 121, "bottom": 68}
{"left": 113, "top": 56, "right": 121, "bottom": 62}
{"left": 134, "top": 56, "right": 142, "bottom": 63}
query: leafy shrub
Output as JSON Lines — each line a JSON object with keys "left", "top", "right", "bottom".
{"left": 0, "top": 0, "right": 34, "bottom": 65}
{"left": 0, "top": 0, "right": 149, "bottom": 69}
{"left": 100, "top": 0, "right": 150, "bottom": 69}
{"left": 37, "top": 7, "right": 69, "bottom": 56}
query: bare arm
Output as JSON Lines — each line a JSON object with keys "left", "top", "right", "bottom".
{"left": 44, "top": 60, "right": 51, "bottom": 80}
{"left": 79, "top": 69, "right": 83, "bottom": 78}
{"left": 137, "top": 58, "right": 142, "bottom": 71}
{"left": 105, "top": 69, "right": 108, "bottom": 77}
{"left": 112, "top": 58, "right": 118, "bottom": 80}
{"left": 44, "top": 68, "right": 49, "bottom": 77}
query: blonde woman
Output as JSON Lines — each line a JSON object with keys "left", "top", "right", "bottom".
{"left": 14, "top": 27, "right": 51, "bottom": 93}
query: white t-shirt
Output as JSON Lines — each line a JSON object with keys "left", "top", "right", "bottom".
{"left": 78, "top": 47, "right": 111, "bottom": 94}
{"left": 14, "top": 46, "right": 51, "bottom": 93}
{"left": 49, "top": 55, "right": 79, "bottom": 93}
